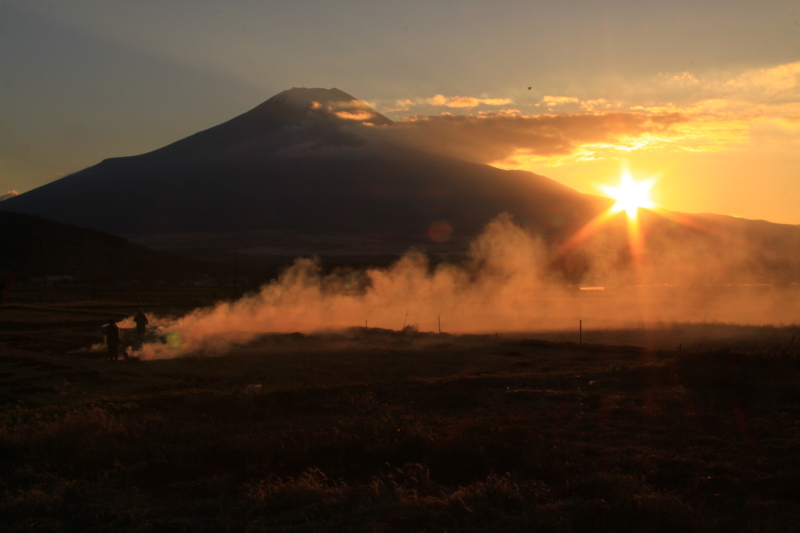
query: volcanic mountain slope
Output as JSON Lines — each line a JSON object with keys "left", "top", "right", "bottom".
{"left": 0, "top": 88, "right": 607, "bottom": 247}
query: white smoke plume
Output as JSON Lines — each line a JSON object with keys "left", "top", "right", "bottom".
{"left": 0, "top": 190, "right": 19, "bottom": 201}
{"left": 131, "top": 215, "right": 799, "bottom": 360}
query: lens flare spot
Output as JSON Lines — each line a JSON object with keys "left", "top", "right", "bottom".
{"left": 166, "top": 331, "right": 183, "bottom": 349}
{"left": 428, "top": 220, "right": 453, "bottom": 243}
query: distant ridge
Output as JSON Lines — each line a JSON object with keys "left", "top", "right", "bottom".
{"left": 0, "top": 211, "right": 216, "bottom": 282}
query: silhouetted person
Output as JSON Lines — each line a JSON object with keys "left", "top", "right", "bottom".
{"left": 105, "top": 319, "right": 119, "bottom": 361}
{"left": 134, "top": 308, "right": 149, "bottom": 337}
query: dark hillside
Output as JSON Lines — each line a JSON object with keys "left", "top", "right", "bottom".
{"left": 0, "top": 211, "right": 219, "bottom": 284}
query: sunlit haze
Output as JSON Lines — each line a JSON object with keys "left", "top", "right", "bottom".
{"left": 1, "top": 1, "right": 799, "bottom": 223}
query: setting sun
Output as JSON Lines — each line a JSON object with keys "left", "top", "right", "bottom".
{"left": 600, "top": 171, "right": 656, "bottom": 220}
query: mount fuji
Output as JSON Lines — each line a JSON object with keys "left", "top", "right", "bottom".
{"left": 1, "top": 88, "right": 606, "bottom": 257}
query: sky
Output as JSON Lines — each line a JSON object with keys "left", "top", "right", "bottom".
{"left": 2, "top": 0, "right": 799, "bottom": 224}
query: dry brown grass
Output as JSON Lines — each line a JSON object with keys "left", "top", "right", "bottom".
{"left": 1, "top": 299, "right": 799, "bottom": 531}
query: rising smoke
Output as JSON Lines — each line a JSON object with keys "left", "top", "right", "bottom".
{"left": 130, "top": 214, "right": 798, "bottom": 360}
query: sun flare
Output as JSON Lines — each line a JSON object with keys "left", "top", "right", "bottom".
{"left": 600, "top": 171, "right": 656, "bottom": 220}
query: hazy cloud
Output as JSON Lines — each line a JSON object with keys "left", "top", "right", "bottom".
{"left": 428, "top": 94, "right": 513, "bottom": 108}
{"left": 405, "top": 62, "right": 800, "bottom": 168}
{"left": 388, "top": 98, "right": 416, "bottom": 112}
{"left": 542, "top": 96, "right": 579, "bottom": 107}
{"left": 381, "top": 111, "right": 686, "bottom": 165}
{"left": 0, "top": 190, "right": 19, "bottom": 201}
{"left": 628, "top": 62, "right": 800, "bottom": 153}
{"left": 335, "top": 110, "right": 375, "bottom": 121}
{"left": 316, "top": 98, "right": 392, "bottom": 126}
{"left": 579, "top": 98, "right": 615, "bottom": 111}
{"left": 723, "top": 62, "right": 800, "bottom": 98}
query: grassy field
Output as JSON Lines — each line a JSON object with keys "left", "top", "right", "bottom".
{"left": 1, "top": 293, "right": 800, "bottom": 531}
